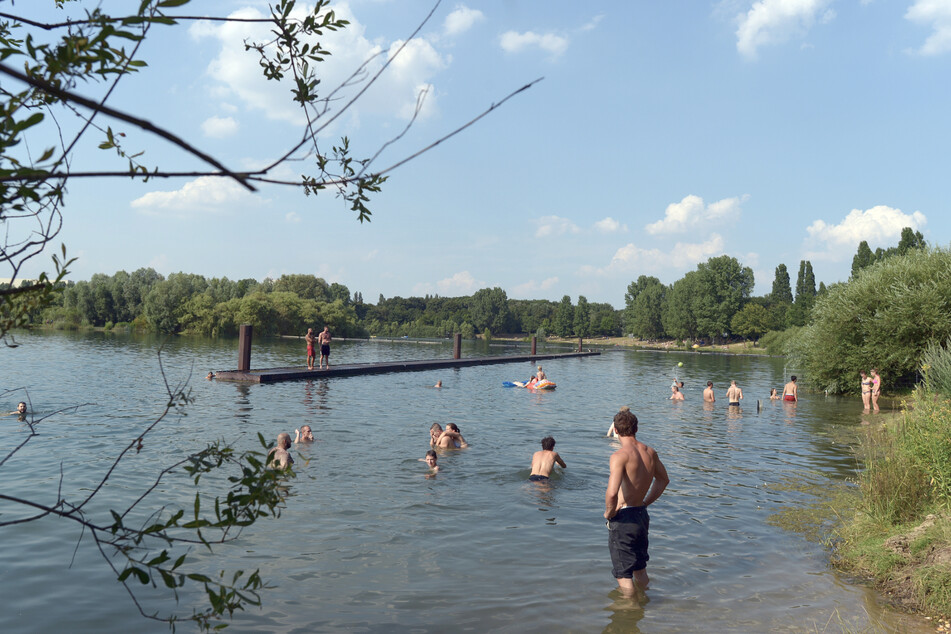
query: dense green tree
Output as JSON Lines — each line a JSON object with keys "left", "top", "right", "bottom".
{"left": 628, "top": 278, "right": 666, "bottom": 340}
{"left": 272, "top": 274, "right": 331, "bottom": 302}
{"left": 329, "top": 282, "right": 351, "bottom": 305}
{"left": 663, "top": 272, "right": 700, "bottom": 340}
{"left": 553, "top": 295, "right": 574, "bottom": 337}
{"left": 771, "top": 264, "right": 793, "bottom": 304}
{"left": 469, "top": 287, "right": 514, "bottom": 333}
{"left": 574, "top": 295, "right": 591, "bottom": 337}
{"left": 790, "top": 247, "right": 951, "bottom": 393}
{"left": 731, "top": 303, "right": 770, "bottom": 340}
{"left": 789, "top": 260, "right": 817, "bottom": 327}
{"left": 694, "top": 255, "right": 754, "bottom": 341}
{"left": 897, "top": 227, "right": 926, "bottom": 255}
{"left": 851, "top": 241, "right": 874, "bottom": 278}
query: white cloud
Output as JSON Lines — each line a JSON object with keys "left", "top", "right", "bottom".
{"left": 535, "top": 215, "right": 581, "bottom": 238}
{"left": 582, "top": 234, "right": 726, "bottom": 276}
{"left": 905, "top": 0, "right": 951, "bottom": 56}
{"left": 192, "top": 3, "right": 448, "bottom": 127}
{"left": 201, "top": 115, "right": 238, "bottom": 138}
{"left": 131, "top": 176, "right": 256, "bottom": 214}
{"left": 511, "top": 277, "right": 559, "bottom": 297}
{"left": 285, "top": 211, "right": 301, "bottom": 223}
{"left": 149, "top": 254, "right": 168, "bottom": 272}
{"left": 594, "top": 217, "right": 628, "bottom": 233}
{"left": 444, "top": 5, "right": 484, "bottom": 37}
{"left": 645, "top": 194, "right": 746, "bottom": 235}
{"left": 735, "top": 0, "right": 832, "bottom": 60}
{"left": 581, "top": 15, "right": 605, "bottom": 32}
{"left": 499, "top": 30, "right": 569, "bottom": 56}
{"left": 805, "top": 205, "right": 927, "bottom": 253}
{"left": 436, "top": 271, "right": 483, "bottom": 294}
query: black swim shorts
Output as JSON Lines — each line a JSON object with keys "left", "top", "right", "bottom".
{"left": 528, "top": 474, "right": 549, "bottom": 482}
{"left": 320, "top": 344, "right": 330, "bottom": 356}
{"left": 607, "top": 506, "right": 650, "bottom": 578}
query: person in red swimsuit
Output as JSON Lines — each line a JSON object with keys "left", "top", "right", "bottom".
{"left": 304, "top": 328, "right": 316, "bottom": 370}
{"left": 783, "top": 376, "right": 798, "bottom": 402}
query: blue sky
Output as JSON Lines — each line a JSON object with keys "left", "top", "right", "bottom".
{"left": 20, "top": 0, "right": 951, "bottom": 307}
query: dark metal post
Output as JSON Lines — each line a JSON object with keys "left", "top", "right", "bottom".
{"left": 578, "top": 337, "right": 583, "bottom": 352}
{"left": 531, "top": 336, "right": 537, "bottom": 356}
{"left": 453, "top": 333, "right": 462, "bottom": 359}
{"left": 238, "top": 324, "right": 252, "bottom": 372}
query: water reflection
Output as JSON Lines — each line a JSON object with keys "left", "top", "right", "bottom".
{"left": 603, "top": 589, "right": 648, "bottom": 633}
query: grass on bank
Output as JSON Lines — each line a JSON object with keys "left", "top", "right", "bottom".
{"left": 832, "top": 363, "right": 951, "bottom": 618}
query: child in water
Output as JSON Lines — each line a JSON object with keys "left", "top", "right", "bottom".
{"left": 420, "top": 450, "right": 440, "bottom": 473}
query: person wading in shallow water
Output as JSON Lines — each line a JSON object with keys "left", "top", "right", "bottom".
{"left": 783, "top": 376, "right": 798, "bottom": 402}
{"left": 604, "top": 409, "right": 669, "bottom": 595}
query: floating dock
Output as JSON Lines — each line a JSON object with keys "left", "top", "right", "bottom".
{"left": 214, "top": 350, "right": 600, "bottom": 384}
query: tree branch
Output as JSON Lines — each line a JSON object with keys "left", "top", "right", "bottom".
{"left": 0, "top": 63, "right": 255, "bottom": 192}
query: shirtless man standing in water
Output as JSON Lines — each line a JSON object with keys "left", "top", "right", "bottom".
{"left": 725, "top": 380, "right": 743, "bottom": 406}
{"left": 605, "top": 409, "right": 669, "bottom": 594}
{"left": 783, "top": 376, "right": 798, "bottom": 402}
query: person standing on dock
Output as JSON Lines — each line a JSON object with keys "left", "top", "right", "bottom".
{"left": 305, "top": 328, "right": 317, "bottom": 370}
{"left": 318, "top": 325, "right": 332, "bottom": 369}
{"left": 605, "top": 408, "right": 669, "bottom": 594}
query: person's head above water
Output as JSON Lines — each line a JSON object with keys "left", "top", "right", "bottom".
{"left": 16, "top": 402, "right": 26, "bottom": 414}
{"left": 613, "top": 409, "right": 638, "bottom": 437}
{"left": 276, "top": 432, "right": 292, "bottom": 450}
{"left": 541, "top": 436, "right": 555, "bottom": 451}
{"left": 446, "top": 423, "right": 460, "bottom": 433}
{"left": 424, "top": 450, "right": 438, "bottom": 468}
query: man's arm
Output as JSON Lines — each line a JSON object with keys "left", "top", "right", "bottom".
{"left": 643, "top": 451, "right": 669, "bottom": 507}
{"left": 555, "top": 452, "right": 567, "bottom": 468}
{"left": 604, "top": 452, "right": 624, "bottom": 519}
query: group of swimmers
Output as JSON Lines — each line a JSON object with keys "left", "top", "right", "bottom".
{"left": 267, "top": 425, "right": 314, "bottom": 469}
{"left": 667, "top": 377, "right": 801, "bottom": 403}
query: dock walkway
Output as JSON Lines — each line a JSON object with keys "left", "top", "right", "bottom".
{"left": 215, "top": 350, "right": 600, "bottom": 383}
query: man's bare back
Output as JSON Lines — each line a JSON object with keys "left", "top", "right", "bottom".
{"left": 604, "top": 410, "right": 669, "bottom": 593}
{"left": 530, "top": 449, "right": 566, "bottom": 478}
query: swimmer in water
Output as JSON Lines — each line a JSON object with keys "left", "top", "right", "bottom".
{"left": 703, "top": 381, "right": 715, "bottom": 403}
{"left": 529, "top": 436, "right": 566, "bottom": 481}
{"left": 725, "top": 380, "right": 743, "bottom": 407}
{"left": 434, "top": 380, "right": 442, "bottom": 388}
{"left": 434, "top": 423, "right": 468, "bottom": 449}
{"left": 267, "top": 432, "right": 294, "bottom": 469}
{"left": 206, "top": 371, "right": 215, "bottom": 380}
{"left": 294, "top": 425, "right": 314, "bottom": 443}
{"left": 669, "top": 385, "right": 684, "bottom": 401}
{"left": 4, "top": 402, "right": 27, "bottom": 417}
{"left": 420, "top": 449, "right": 440, "bottom": 473}
{"left": 769, "top": 388, "right": 781, "bottom": 400}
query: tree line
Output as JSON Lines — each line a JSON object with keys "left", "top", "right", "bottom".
{"left": 9, "top": 226, "right": 925, "bottom": 346}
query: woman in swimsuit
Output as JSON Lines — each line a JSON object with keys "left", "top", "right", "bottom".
{"left": 860, "top": 371, "right": 873, "bottom": 412}
{"left": 870, "top": 368, "right": 881, "bottom": 413}
{"left": 769, "top": 388, "right": 780, "bottom": 400}
{"left": 434, "top": 423, "right": 468, "bottom": 449}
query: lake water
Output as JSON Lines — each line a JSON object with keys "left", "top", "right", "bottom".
{"left": 0, "top": 331, "right": 929, "bottom": 633}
